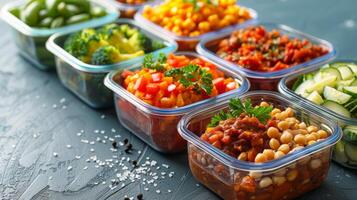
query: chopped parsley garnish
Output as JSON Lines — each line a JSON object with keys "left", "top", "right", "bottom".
{"left": 143, "top": 53, "right": 166, "bottom": 71}
{"left": 208, "top": 98, "right": 273, "bottom": 127}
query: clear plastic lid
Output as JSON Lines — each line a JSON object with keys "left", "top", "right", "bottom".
{"left": 196, "top": 22, "right": 337, "bottom": 80}
{"left": 46, "top": 18, "right": 178, "bottom": 73}
{"left": 104, "top": 52, "right": 250, "bottom": 116}
{"left": 134, "top": 2, "right": 258, "bottom": 42}
{"left": 178, "top": 91, "right": 342, "bottom": 171}
{"left": 105, "top": 0, "right": 158, "bottom": 11}
{"left": 1, "top": 0, "right": 119, "bottom": 37}
{"left": 279, "top": 59, "right": 357, "bottom": 125}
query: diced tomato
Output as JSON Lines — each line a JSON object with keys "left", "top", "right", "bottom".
{"left": 151, "top": 73, "right": 163, "bottom": 82}
{"left": 134, "top": 77, "right": 147, "bottom": 92}
{"left": 146, "top": 83, "right": 160, "bottom": 94}
{"left": 121, "top": 70, "right": 134, "bottom": 79}
{"left": 167, "top": 58, "right": 179, "bottom": 67}
{"left": 143, "top": 93, "right": 154, "bottom": 100}
{"left": 213, "top": 77, "right": 225, "bottom": 93}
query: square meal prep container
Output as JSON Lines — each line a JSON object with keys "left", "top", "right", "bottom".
{"left": 196, "top": 22, "right": 336, "bottom": 91}
{"left": 134, "top": 2, "right": 258, "bottom": 51}
{"left": 104, "top": 52, "right": 250, "bottom": 153}
{"left": 178, "top": 91, "right": 342, "bottom": 200}
{"left": 105, "top": 0, "right": 157, "bottom": 18}
{"left": 279, "top": 59, "right": 357, "bottom": 169}
{"left": 46, "top": 18, "right": 177, "bottom": 108}
{"left": 0, "top": 0, "right": 119, "bottom": 71}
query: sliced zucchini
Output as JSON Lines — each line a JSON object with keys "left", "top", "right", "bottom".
{"left": 317, "top": 67, "right": 341, "bottom": 81}
{"left": 306, "top": 76, "right": 337, "bottom": 93}
{"left": 322, "top": 101, "right": 351, "bottom": 118}
{"left": 306, "top": 91, "right": 324, "bottom": 105}
{"left": 334, "top": 141, "right": 348, "bottom": 163}
{"left": 351, "top": 79, "right": 357, "bottom": 86}
{"left": 344, "top": 126, "right": 357, "bottom": 142}
{"left": 323, "top": 86, "right": 351, "bottom": 104}
{"left": 337, "top": 66, "right": 354, "bottom": 80}
{"left": 346, "top": 63, "right": 357, "bottom": 76}
{"left": 345, "top": 143, "right": 357, "bottom": 162}
{"left": 294, "top": 79, "right": 314, "bottom": 98}
{"left": 343, "top": 86, "right": 357, "bottom": 97}
{"left": 337, "top": 78, "right": 355, "bottom": 91}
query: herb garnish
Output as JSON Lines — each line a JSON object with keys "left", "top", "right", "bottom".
{"left": 208, "top": 98, "right": 273, "bottom": 127}
{"left": 164, "top": 64, "right": 213, "bottom": 95}
{"left": 184, "top": 0, "right": 218, "bottom": 10}
{"left": 143, "top": 53, "right": 167, "bottom": 71}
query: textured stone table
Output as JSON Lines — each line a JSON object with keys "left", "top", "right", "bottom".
{"left": 0, "top": 0, "right": 356, "bottom": 199}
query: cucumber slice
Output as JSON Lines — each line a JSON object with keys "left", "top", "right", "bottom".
{"left": 316, "top": 67, "right": 342, "bottom": 82}
{"left": 345, "top": 143, "right": 357, "bottom": 162}
{"left": 306, "top": 91, "right": 324, "bottom": 105}
{"left": 337, "top": 78, "right": 355, "bottom": 91}
{"left": 346, "top": 63, "right": 357, "bottom": 76}
{"left": 306, "top": 76, "right": 337, "bottom": 93}
{"left": 337, "top": 66, "right": 354, "bottom": 80}
{"left": 351, "top": 79, "right": 357, "bottom": 86}
{"left": 323, "top": 86, "right": 351, "bottom": 104}
{"left": 295, "top": 79, "right": 314, "bottom": 98}
{"left": 334, "top": 141, "right": 348, "bottom": 163}
{"left": 343, "top": 86, "right": 357, "bottom": 97}
{"left": 322, "top": 101, "right": 351, "bottom": 118}
{"left": 344, "top": 126, "right": 357, "bottom": 142}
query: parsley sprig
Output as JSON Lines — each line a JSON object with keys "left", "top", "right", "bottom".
{"left": 164, "top": 64, "right": 213, "bottom": 95}
{"left": 208, "top": 98, "right": 273, "bottom": 127}
{"left": 143, "top": 53, "right": 167, "bottom": 71}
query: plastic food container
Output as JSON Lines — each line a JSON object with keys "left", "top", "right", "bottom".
{"left": 104, "top": 52, "right": 250, "bottom": 153}
{"left": 197, "top": 22, "right": 336, "bottom": 91}
{"left": 0, "top": 0, "right": 119, "bottom": 70}
{"left": 279, "top": 60, "right": 357, "bottom": 169}
{"left": 46, "top": 19, "right": 177, "bottom": 108}
{"left": 178, "top": 91, "right": 342, "bottom": 200}
{"left": 134, "top": 3, "right": 258, "bottom": 51}
{"left": 105, "top": 0, "right": 157, "bottom": 18}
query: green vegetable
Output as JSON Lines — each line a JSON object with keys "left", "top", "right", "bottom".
{"left": 91, "top": 45, "right": 121, "bottom": 65}
{"left": 165, "top": 63, "right": 213, "bottom": 95}
{"left": 143, "top": 53, "right": 167, "bottom": 71}
{"left": 50, "top": 16, "right": 64, "bottom": 28}
{"left": 90, "top": 6, "right": 106, "bottom": 18}
{"left": 39, "top": 17, "right": 53, "bottom": 27}
{"left": 208, "top": 98, "right": 273, "bottom": 127}
{"left": 66, "top": 13, "right": 90, "bottom": 25}
{"left": 21, "top": 1, "right": 45, "bottom": 26}
{"left": 45, "top": 0, "right": 61, "bottom": 17}
{"left": 343, "top": 126, "right": 357, "bottom": 142}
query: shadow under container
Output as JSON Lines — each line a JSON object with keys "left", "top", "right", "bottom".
{"left": 46, "top": 19, "right": 177, "bottom": 108}
{"left": 134, "top": 3, "right": 257, "bottom": 51}
{"left": 104, "top": 52, "right": 250, "bottom": 153}
{"left": 105, "top": 0, "right": 157, "bottom": 18}
{"left": 279, "top": 60, "right": 357, "bottom": 169}
{"left": 178, "top": 91, "right": 342, "bottom": 200}
{"left": 1, "top": 0, "right": 119, "bottom": 71}
{"left": 196, "top": 22, "right": 336, "bottom": 91}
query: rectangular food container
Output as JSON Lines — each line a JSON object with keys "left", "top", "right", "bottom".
{"left": 134, "top": 2, "right": 258, "bottom": 51}
{"left": 196, "top": 22, "right": 336, "bottom": 91}
{"left": 178, "top": 91, "right": 342, "bottom": 200}
{"left": 0, "top": 0, "right": 119, "bottom": 71}
{"left": 46, "top": 18, "right": 177, "bottom": 108}
{"left": 105, "top": 0, "right": 157, "bottom": 18}
{"left": 279, "top": 60, "right": 357, "bottom": 169}
{"left": 104, "top": 52, "right": 250, "bottom": 153}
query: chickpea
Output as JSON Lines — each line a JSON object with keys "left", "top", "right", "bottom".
{"left": 259, "top": 177, "right": 273, "bottom": 188}
{"left": 276, "top": 111, "right": 288, "bottom": 120}
{"left": 278, "top": 144, "right": 290, "bottom": 154}
{"left": 237, "top": 152, "right": 247, "bottom": 161}
{"left": 267, "top": 127, "right": 280, "bottom": 139}
{"left": 300, "top": 129, "right": 308, "bottom": 135}
{"left": 310, "top": 159, "right": 322, "bottom": 169}
{"left": 269, "top": 138, "right": 280, "bottom": 150}
{"left": 317, "top": 130, "right": 328, "bottom": 139}
{"left": 308, "top": 140, "right": 316, "bottom": 145}
{"left": 249, "top": 171, "right": 263, "bottom": 180}
{"left": 298, "top": 122, "right": 307, "bottom": 129}
{"left": 280, "top": 130, "right": 293, "bottom": 144}
{"left": 294, "top": 134, "right": 306, "bottom": 145}
{"left": 285, "top": 107, "right": 294, "bottom": 117}
{"left": 305, "top": 134, "right": 317, "bottom": 142}
{"left": 307, "top": 125, "right": 318, "bottom": 133}
{"left": 274, "top": 151, "right": 285, "bottom": 159}
{"left": 255, "top": 153, "right": 267, "bottom": 163}
{"left": 260, "top": 101, "right": 270, "bottom": 107}
{"left": 287, "top": 170, "right": 298, "bottom": 181}
{"left": 277, "top": 121, "right": 289, "bottom": 131}
{"left": 263, "top": 149, "right": 275, "bottom": 160}
{"left": 271, "top": 108, "right": 281, "bottom": 116}
{"left": 273, "top": 176, "right": 286, "bottom": 186}
{"left": 311, "top": 132, "right": 319, "bottom": 140}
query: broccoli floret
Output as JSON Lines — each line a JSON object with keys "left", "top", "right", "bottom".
{"left": 151, "top": 40, "right": 166, "bottom": 51}
{"left": 91, "top": 45, "right": 121, "bottom": 65}
{"left": 64, "top": 28, "right": 108, "bottom": 63}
